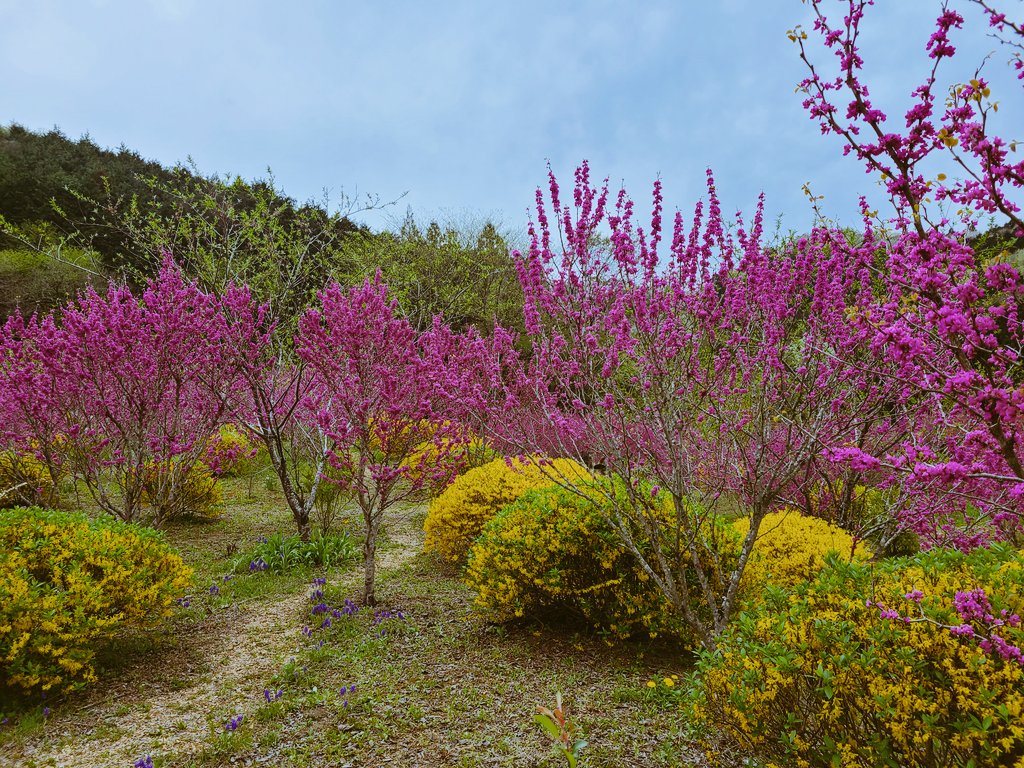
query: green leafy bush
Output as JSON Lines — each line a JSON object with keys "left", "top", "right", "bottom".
{"left": 691, "top": 546, "right": 1024, "bottom": 768}
{"left": 0, "top": 507, "right": 192, "bottom": 698}
{"left": 464, "top": 481, "right": 682, "bottom": 639}
{"left": 423, "top": 456, "right": 589, "bottom": 564}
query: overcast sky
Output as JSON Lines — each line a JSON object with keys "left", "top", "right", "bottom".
{"left": 2, "top": 0, "right": 1021, "bottom": 237}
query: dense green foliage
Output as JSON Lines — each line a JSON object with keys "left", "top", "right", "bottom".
{"left": 0, "top": 248, "right": 99, "bottom": 320}
{"left": 348, "top": 214, "right": 524, "bottom": 333}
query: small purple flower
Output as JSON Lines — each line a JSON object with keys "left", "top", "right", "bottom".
{"left": 312, "top": 577, "right": 327, "bottom": 586}
{"left": 904, "top": 589, "right": 924, "bottom": 603}
{"left": 209, "top": 584, "right": 220, "bottom": 596}
{"left": 320, "top": 617, "right": 332, "bottom": 629}
{"left": 222, "top": 574, "right": 234, "bottom": 583}
{"left": 225, "top": 714, "right": 243, "bottom": 732}
{"left": 311, "top": 602, "right": 330, "bottom": 615}
{"left": 302, "top": 626, "right": 313, "bottom": 638}
{"left": 133, "top": 757, "right": 154, "bottom": 768}
{"left": 263, "top": 688, "right": 283, "bottom": 703}
{"left": 43, "top": 707, "right": 50, "bottom": 717}
{"left": 256, "top": 535, "right": 268, "bottom": 544}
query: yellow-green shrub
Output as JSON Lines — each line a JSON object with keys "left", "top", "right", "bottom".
{"left": 0, "top": 450, "right": 58, "bottom": 509}
{"left": 204, "top": 424, "right": 261, "bottom": 478}
{"left": 0, "top": 507, "right": 192, "bottom": 697}
{"left": 692, "top": 546, "right": 1024, "bottom": 768}
{"left": 402, "top": 435, "right": 497, "bottom": 496}
{"left": 423, "top": 456, "right": 589, "bottom": 563}
{"left": 141, "top": 460, "right": 223, "bottom": 522}
{"left": 464, "top": 480, "right": 683, "bottom": 639}
{"left": 733, "top": 510, "right": 871, "bottom": 594}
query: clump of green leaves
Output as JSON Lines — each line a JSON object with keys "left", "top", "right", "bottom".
{"left": 234, "top": 531, "right": 357, "bottom": 574}
{"left": 534, "top": 692, "right": 587, "bottom": 767}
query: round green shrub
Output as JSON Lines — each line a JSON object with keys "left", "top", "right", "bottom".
{"left": 140, "top": 459, "right": 223, "bottom": 522}
{"left": 205, "top": 423, "right": 261, "bottom": 478}
{"left": 733, "top": 509, "right": 871, "bottom": 595}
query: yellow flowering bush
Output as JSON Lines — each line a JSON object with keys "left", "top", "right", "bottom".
{"left": 401, "top": 435, "right": 496, "bottom": 496}
{"left": 423, "top": 456, "right": 589, "bottom": 563}
{"left": 140, "top": 459, "right": 223, "bottom": 522}
{"left": 733, "top": 509, "right": 871, "bottom": 595}
{"left": 0, "top": 449, "right": 59, "bottom": 509}
{"left": 464, "top": 480, "right": 684, "bottom": 639}
{"left": 0, "top": 506, "right": 192, "bottom": 697}
{"left": 692, "top": 546, "right": 1024, "bottom": 768}
{"left": 204, "top": 423, "right": 260, "bottom": 478}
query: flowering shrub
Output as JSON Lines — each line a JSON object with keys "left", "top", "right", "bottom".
{"left": 402, "top": 432, "right": 495, "bottom": 496}
{"left": 733, "top": 510, "right": 871, "bottom": 595}
{"left": 423, "top": 456, "right": 589, "bottom": 564}
{"left": 0, "top": 261, "right": 236, "bottom": 525}
{"left": 204, "top": 424, "right": 260, "bottom": 478}
{"left": 0, "top": 507, "right": 192, "bottom": 697}
{"left": 0, "top": 450, "right": 58, "bottom": 509}
{"left": 140, "top": 460, "right": 223, "bottom": 522}
{"left": 296, "top": 276, "right": 473, "bottom": 604}
{"left": 692, "top": 546, "right": 1024, "bottom": 768}
{"left": 792, "top": 0, "right": 1024, "bottom": 550}
{"left": 464, "top": 481, "right": 682, "bottom": 639}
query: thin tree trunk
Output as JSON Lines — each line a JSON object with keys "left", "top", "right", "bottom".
{"left": 362, "top": 514, "right": 379, "bottom": 606}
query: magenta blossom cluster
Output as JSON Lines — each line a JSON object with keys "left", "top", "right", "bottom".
{"left": 868, "top": 586, "right": 1023, "bottom": 666}
{"left": 0, "top": 258, "right": 238, "bottom": 524}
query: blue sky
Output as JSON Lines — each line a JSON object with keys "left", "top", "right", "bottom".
{"left": 2, "top": 0, "right": 1021, "bottom": 237}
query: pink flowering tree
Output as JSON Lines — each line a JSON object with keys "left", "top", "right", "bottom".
{"left": 218, "top": 284, "right": 334, "bottom": 541}
{"left": 475, "top": 163, "right": 902, "bottom": 649}
{"left": 0, "top": 261, "right": 234, "bottom": 524}
{"left": 794, "top": 0, "right": 1024, "bottom": 549}
{"left": 296, "top": 276, "right": 468, "bottom": 605}
{"left": 0, "top": 312, "right": 68, "bottom": 506}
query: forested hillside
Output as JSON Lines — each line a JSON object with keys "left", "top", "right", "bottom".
{"left": 0, "top": 124, "right": 522, "bottom": 332}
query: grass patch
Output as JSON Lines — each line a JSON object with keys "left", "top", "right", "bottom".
{"left": 1, "top": 477, "right": 708, "bottom": 767}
